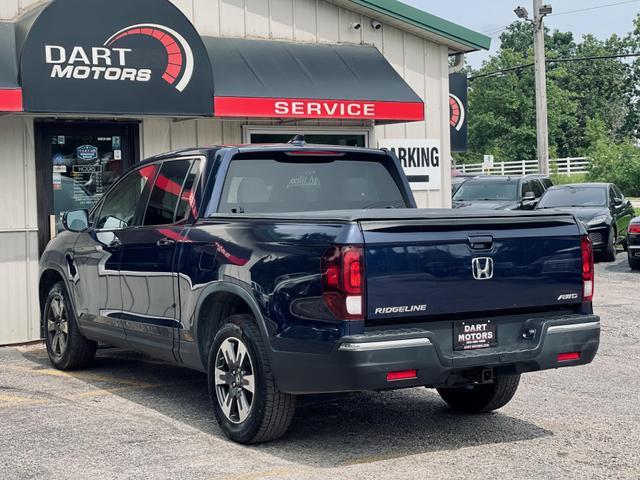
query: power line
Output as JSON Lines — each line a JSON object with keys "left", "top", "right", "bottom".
{"left": 480, "top": 0, "right": 640, "bottom": 39}
{"left": 469, "top": 52, "right": 640, "bottom": 80}
{"left": 551, "top": 0, "right": 640, "bottom": 17}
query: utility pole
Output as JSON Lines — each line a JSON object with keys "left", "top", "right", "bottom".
{"left": 533, "top": 0, "right": 550, "bottom": 175}
{"left": 515, "top": 2, "right": 552, "bottom": 175}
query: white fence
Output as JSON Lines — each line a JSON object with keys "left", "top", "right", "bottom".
{"left": 457, "top": 157, "right": 590, "bottom": 176}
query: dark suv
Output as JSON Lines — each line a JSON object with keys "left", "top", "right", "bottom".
{"left": 452, "top": 175, "right": 550, "bottom": 210}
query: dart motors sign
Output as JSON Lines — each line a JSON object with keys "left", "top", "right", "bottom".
{"left": 449, "top": 72, "right": 468, "bottom": 152}
{"left": 19, "top": 0, "right": 213, "bottom": 116}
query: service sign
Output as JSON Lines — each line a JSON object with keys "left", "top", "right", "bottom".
{"left": 19, "top": 0, "right": 213, "bottom": 116}
{"left": 379, "top": 139, "right": 442, "bottom": 191}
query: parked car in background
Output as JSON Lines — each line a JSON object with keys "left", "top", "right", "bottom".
{"left": 452, "top": 175, "right": 549, "bottom": 210}
{"left": 451, "top": 173, "right": 476, "bottom": 195}
{"left": 628, "top": 216, "right": 640, "bottom": 270}
{"left": 527, "top": 174, "right": 554, "bottom": 190}
{"left": 536, "top": 183, "right": 636, "bottom": 262}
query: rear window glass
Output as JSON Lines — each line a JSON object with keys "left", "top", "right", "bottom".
{"left": 453, "top": 180, "right": 518, "bottom": 202}
{"left": 217, "top": 157, "right": 407, "bottom": 214}
{"left": 538, "top": 187, "right": 607, "bottom": 208}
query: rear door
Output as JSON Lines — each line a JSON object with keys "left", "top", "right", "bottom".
{"left": 118, "top": 158, "right": 201, "bottom": 361}
{"left": 362, "top": 214, "right": 583, "bottom": 324}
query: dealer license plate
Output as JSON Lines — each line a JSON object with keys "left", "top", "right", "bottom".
{"left": 453, "top": 320, "right": 497, "bottom": 351}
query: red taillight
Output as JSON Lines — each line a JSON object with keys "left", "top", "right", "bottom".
{"left": 629, "top": 224, "right": 640, "bottom": 234}
{"left": 387, "top": 370, "right": 417, "bottom": 381}
{"left": 342, "top": 248, "right": 362, "bottom": 294}
{"left": 557, "top": 352, "right": 580, "bottom": 362}
{"left": 321, "top": 245, "right": 364, "bottom": 320}
{"left": 581, "top": 235, "right": 594, "bottom": 302}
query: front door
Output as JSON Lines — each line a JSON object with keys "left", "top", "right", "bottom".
{"left": 71, "top": 163, "right": 156, "bottom": 346}
{"left": 35, "top": 121, "right": 139, "bottom": 254}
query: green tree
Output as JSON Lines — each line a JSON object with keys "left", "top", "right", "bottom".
{"left": 584, "top": 117, "right": 640, "bottom": 196}
{"left": 459, "top": 18, "right": 639, "bottom": 164}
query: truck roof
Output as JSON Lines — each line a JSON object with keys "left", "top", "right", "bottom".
{"left": 141, "top": 143, "right": 387, "bottom": 166}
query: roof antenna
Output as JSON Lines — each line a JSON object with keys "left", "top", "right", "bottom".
{"left": 288, "top": 134, "right": 306, "bottom": 145}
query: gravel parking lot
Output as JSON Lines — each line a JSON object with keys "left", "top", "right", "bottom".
{"left": 1, "top": 255, "right": 639, "bottom": 480}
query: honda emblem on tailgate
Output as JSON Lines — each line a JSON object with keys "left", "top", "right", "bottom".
{"left": 472, "top": 257, "right": 494, "bottom": 280}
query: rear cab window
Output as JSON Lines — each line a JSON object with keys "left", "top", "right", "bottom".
{"left": 216, "top": 151, "right": 409, "bottom": 214}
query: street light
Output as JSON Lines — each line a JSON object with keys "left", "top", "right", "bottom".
{"left": 514, "top": 6, "right": 529, "bottom": 19}
{"left": 514, "top": 1, "right": 553, "bottom": 175}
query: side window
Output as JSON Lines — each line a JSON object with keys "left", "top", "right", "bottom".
{"left": 613, "top": 185, "right": 624, "bottom": 201}
{"left": 521, "top": 180, "right": 533, "bottom": 197}
{"left": 95, "top": 165, "right": 156, "bottom": 230}
{"left": 143, "top": 159, "right": 193, "bottom": 226}
{"left": 609, "top": 186, "right": 617, "bottom": 204}
{"left": 531, "top": 179, "right": 545, "bottom": 198}
{"left": 175, "top": 160, "right": 202, "bottom": 221}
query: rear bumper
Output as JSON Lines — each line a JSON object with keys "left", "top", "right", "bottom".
{"left": 272, "top": 314, "right": 600, "bottom": 394}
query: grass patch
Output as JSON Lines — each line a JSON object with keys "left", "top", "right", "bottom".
{"left": 549, "top": 173, "right": 587, "bottom": 185}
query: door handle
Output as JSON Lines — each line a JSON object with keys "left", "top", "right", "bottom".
{"left": 157, "top": 238, "right": 176, "bottom": 248}
{"left": 105, "top": 239, "right": 122, "bottom": 252}
{"left": 468, "top": 235, "right": 493, "bottom": 250}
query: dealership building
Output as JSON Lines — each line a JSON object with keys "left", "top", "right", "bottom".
{"left": 0, "top": 0, "right": 489, "bottom": 344}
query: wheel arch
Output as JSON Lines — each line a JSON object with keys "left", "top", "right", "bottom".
{"left": 193, "top": 283, "right": 272, "bottom": 370}
{"left": 38, "top": 265, "right": 74, "bottom": 337}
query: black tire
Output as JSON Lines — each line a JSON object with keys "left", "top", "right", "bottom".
{"left": 600, "top": 228, "right": 617, "bottom": 262}
{"left": 44, "top": 281, "right": 96, "bottom": 370}
{"left": 436, "top": 374, "right": 520, "bottom": 413}
{"left": 208, "top": 314, "right": 296, "bottom": 444}
{"left": 622, "top": 237, "right": 628, "bottom": 252}
{"left": 629, "top": 251, "right": 640, "bottom": 270}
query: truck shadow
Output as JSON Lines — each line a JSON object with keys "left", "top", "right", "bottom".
{"left": 23, "top": 347, "right": 551, "bottom": 468}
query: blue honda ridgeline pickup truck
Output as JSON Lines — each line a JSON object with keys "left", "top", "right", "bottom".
{"left": 40, "top": 142, "right": 600, "bottom": 443}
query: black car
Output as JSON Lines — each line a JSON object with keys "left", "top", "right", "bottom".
{"left": 536, "top": 183, "right": 636, "bottom": 262}
{"left": 451, "top": 173, "right": 476, "bottom": 195}
{"left": 452, "top": 175, "right": 549, "bottom": 210}
{"left": 628, "top": 216, "right": 640, "bottom": 270}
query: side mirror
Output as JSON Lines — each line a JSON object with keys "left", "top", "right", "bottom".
{"left": 523, "top": 191, "right": 536, "bottom": 201}
{"left": 612, "top": 198, "right": 623, "bottom": 207}
{"left": 62, "top": 209, "right": 90, "bottom": 232}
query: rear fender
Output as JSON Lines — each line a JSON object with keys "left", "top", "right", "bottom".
{"left": 193, "top": 282, "right": 272, "bottom": 364}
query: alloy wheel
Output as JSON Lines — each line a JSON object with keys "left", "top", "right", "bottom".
{"left": 47, "top": 294, "right": 69, "bottom": 359}
{"left": 214, "top": 337, "right": 256, "bottom": 424}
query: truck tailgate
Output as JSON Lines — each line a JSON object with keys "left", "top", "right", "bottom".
{"left": 362, "top": 213, "right": 583, "bottom": 323}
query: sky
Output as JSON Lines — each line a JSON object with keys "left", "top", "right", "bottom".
{"left": 404, "top": 0, "right": 640, "bottom": 67}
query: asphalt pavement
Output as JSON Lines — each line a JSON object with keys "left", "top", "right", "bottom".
{"left": 1, "top": 255, "right": 639, "bottom": 480}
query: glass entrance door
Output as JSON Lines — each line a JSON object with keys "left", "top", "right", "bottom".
{"left": 35, "top": 122, "right": 139, "bottom": 253}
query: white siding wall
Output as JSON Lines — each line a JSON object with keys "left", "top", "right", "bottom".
{"left": 152, "top": 0, "right": 453, "bottom": 208}
{"left": 0, "top": 117, "right": 40, "bottom": 344}
{"left": 0, "top": 0, "right": 43, "bottom": 19}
